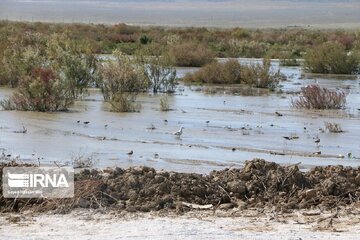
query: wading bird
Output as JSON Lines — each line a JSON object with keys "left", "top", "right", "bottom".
{"left": 173, "top": 127, "right": 184, "bottom": 137}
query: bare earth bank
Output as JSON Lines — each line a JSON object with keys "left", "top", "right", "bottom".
{"left": 1, "top": 208, "right": 360, "bottom": 240}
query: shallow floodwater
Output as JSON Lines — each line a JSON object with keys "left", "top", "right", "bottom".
{"left": 1, "top": 60, "right": 360, "bottom": 173}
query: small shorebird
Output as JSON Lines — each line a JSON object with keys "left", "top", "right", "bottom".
{"left": 275, "top": 112, "right": 283, "bottom": 117}
{"left": 206, "top": 120, "right": 210, "bottom": 126}
{"left": 173, "top": 127, "right": 184, "bottom": 137}
{"left": 83, "top": 121, "right": 90, "bottom": 125}
{"left": 314, "top": 138, "right": 320, "bottom": 144}
{"left": 127, "top": 150, "right": 133, "bottom": 156}
{"left": 77, "top": 120, "right": 80, "bottom": 123}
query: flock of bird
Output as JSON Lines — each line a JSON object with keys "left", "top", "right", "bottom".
{"left": 72, "top": 108, "right": 339, "bottom": 159}
{"left": 74, "top": 119, "right": 186, "bottom": 158}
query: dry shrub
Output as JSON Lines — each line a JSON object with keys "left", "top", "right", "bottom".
{"left": 292, "top": 85, "right": 347, "bottom": 110}
{"left": 160, "top": 95, "right": 170, "bottom": 111}
{"left": 72, "top": 153, "right": 99, "bottom": 169}
{"left": 325, "top": 122, "right": 343, "bottom": 133}
{"left": 168, "top": 42, "right": 214, "bottom": 67}
{"left": 241, "top": 59, "right": 284, "bottom": 89}
{"left": 304, "top": 42, "right": 360, "bottom": 74}
{"left": 183, "top": 59, "right": 242, "bottom": 84}
{"left": 110, "top": 93, "right": 140, "bottom": 112}
{"left": 183, "top": 59, "right": 283, "bottom": 90}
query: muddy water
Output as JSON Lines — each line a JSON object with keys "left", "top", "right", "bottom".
{"left": 0, "top": 61, "right": 360, "bottom": 173}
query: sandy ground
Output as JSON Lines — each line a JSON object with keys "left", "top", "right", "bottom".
{"left": 1, "top": 209, "right": 360, "bottom": 240}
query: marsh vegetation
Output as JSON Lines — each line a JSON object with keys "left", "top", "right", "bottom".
{"left": 291, "top": 85, "right": 347, "bottom": 110}
{"left": 183, "top": 59, "right": 285, "bottom": 90}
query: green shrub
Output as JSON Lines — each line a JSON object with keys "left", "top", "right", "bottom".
{"left": 168, "top": 42, "right": 214, "bottom": 67}
{"left": 136, "top": 44, "right": 177, "bottom": 93}
{"left": 47, "top": 34, "right": 98, "bottom": 98}
{"left": 1, "top": 67, "right": 74, "bottom": 111}
{"left": 0, "top": 33, "right": 97, "bottom": 111}
{"left": 304, "top": 42, "right": 360, "bottom": 74}
{"left": 140, "top": 35, "right": 151, "bottom": 45}
{"left": 0, "top": 33, "right": 46, "bottom": 87}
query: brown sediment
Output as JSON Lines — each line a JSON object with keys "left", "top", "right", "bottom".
{"left": 0, "top": 159, "right": 359, "bottom": 214}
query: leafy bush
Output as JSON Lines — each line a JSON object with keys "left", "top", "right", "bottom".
{"left": 168, "top": 42, "right": 214, "bottom": 67}
{"left": 140, "top": 35, "right": 151, "bottom": 45}
{"left": 0, "top": 33, "right": 97, "bottom": 91}
{"left": 304, "top": 42, "right": 360, "bottom": 74}
{"left": 136, "top": 44, "right": 177, "bottom": 93}
{"left": 1, "top": 67, "right": 74, "bottom": 111}
{"left": 46, "top": 34, "right": 98, "bottom": 98}
{"left": 0, "top": 33, "right": 46, "bottom": 87}
{"left": 292, "top": 85, "right": 347, "bottom": 110}
{"left": 98, "top": 50, "right": 146, "bottom": 112}
{"left": 0, "top": 33, "right": 97, "bottom": 111}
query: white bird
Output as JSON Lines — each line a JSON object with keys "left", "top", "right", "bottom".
{"left": 173, "top": 127, "right": 184, "bottom": 137}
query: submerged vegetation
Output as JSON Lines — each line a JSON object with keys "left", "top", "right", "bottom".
{"left": 135, "top": 44, "right": 177, "bottom": 94}
{"left": 292, "top": 85, "right": 347, "bottom": 110}
{"left": 98, "top": 45, "right": 177, "bottom": 112}
{"left": 0, "top": 21, "right": 359, "bottom": 112}
{"left": 183, "top": 59, "right": 284, "bottom": 90}
{"left": 159, "top": 95, "right": 170, "bottom": 111}
{"left": 98, "top": 51, "right": 146, "bottom": 112}
{"left": 325, "top": 122, "right": 344, "bottom": 133}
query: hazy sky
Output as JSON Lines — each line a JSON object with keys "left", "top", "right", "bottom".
{"left": 1, "top": 0, "right": 360, "bottom": 28}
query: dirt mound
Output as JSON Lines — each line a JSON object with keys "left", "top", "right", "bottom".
{"left": 0, "top": 159, "right": 359, "bottom": 213}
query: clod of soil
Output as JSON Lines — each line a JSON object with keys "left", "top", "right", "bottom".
{"left": 0, "top": 159, "right": 359, "bottom": 213}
